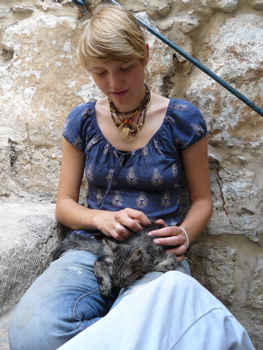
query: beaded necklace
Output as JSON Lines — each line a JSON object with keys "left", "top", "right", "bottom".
{"left": 108, "top": 85, "right": 151, "bottom": 142}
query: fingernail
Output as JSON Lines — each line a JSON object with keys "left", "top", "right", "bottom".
{"left": 153, "top": 239, "right": 160, "bottom": 244}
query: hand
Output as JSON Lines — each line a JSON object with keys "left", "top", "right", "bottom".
{"left": 93, "top": 208, "right": 152, "bottom": 241}
{"left": 148, "top": 219, "right": 188, "bottom": 262}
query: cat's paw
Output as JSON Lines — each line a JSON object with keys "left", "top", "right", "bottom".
{"left": 94, "top": 259, "right": 113, "bottom": 296}
{"left": 94, "top": 272, "right": 112, "bottom": 297}
{"left": 155, "top": 257, "right": 177, "bottom": 272}
{"left": 99, "top": 282, "right": 112, "bottom": 297}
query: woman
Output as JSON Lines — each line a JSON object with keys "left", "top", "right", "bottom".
{"left": 9, "top": 4, "right": 255, "bottom": 350}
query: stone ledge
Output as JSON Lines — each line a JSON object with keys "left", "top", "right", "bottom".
{"left": 0, "top": 201, "right": 59, "bottom": 318}
{"left": 0, "top": 310, "right": 12, "bottom": 350}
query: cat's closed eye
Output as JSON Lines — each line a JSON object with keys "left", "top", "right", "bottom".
{"left": 119, "top": 267, "right": 134, "bottom": 278}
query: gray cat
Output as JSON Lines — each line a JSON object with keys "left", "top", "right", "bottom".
{"left": 52, "top": 223, "right": 177, "bottom": 296}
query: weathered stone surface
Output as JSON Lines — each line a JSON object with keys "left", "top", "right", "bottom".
{"left": 0, "top": 134, "right": 11, "bottom": 197}
{"left": 206, "top": 0, "right": 239, "bottom": 12}
{"left": 0, "top": 310, "right": 12, "bottom": 350}
{"left": 208, "top": 161, "right": 263, "bottom": 245}
{"left": 11, "top": 6, "right": 34, "bottom": 14}
{"left": 189, "top": 242, "right": 237, "bottom": 304}
{"left": 1, "top": 15, "right": 87, "bottom": 200}
{"left": 250, "top": 0, "right": 263, "bottom": 10}
{"left": 184, "top": 17, "right": 262, "bottom": 120}
{"left": 0, "top": 7, "right": 11, "bottom": 19}
{"left": 158, "top": 4, "right": 171, "bottom": 17}
{"left": 248, "top": 257, "right": 263, "bottom": 309}
{"left": 185, "top": 14, "right": 263, "bottom": 135}
{"left": 0, "top": 202, "right": 58, "bottom": 317}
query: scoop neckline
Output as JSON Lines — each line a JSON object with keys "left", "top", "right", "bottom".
{"left": 91, "top": 98, "right": 173, "bottom": 155}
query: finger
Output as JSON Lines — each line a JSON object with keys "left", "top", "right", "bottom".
{"left": 112, "top": 223, "right": 133, "bottom": 241}
{"left": 116, "top": 212, "right": 151, "bottom": 234}
{"left": 152, "top": 236, "right": 183, "bottom": 246}
{"left": 124, "top": 219, "right": 144, "bottom": 233}
{"left": 148, "top": 226, "right": 181, "bottom": 238}
{"left": 112, "top": 231, "right": 130, "bottom": 241}
{"left": 148, "top": 227, "right": 170, "bottom": 237}
{"left": 166, "top": 244, "right": 187, "bottom": 256}
{"left": 174, "top": 254, "right": 185, "bottom": 262}
{"left": 122, "top": 209, "right": 151, "bottom": 228}
{"left": 155, "top": 219, "right": 167, "bottom": 227}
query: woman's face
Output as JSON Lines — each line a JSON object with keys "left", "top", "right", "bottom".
{"left": 88, "top": 56, "right": 148, "bottom": 112}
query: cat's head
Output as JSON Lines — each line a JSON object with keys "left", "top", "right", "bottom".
{"left": 111, "top": 247, "right": 145, "bottom": 288}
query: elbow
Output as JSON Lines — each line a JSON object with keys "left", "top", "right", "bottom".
{"left": 207, "top": 196, "right": 214, "bottom": 221}
{"left": 209, "top": 200, "right": 214, "bottom": 219}
{"left": 55, "top": 203, "right": 62, "bottom": 223}
{"left": 55, "top": 200, "right": 66, "bottom": 225}
{"left": 191, "top": 194, "right": 214, "bottom": 221}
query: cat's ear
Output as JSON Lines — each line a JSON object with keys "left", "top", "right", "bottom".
{"left": 131, "top": 248, "right": 144, "bottom": 262}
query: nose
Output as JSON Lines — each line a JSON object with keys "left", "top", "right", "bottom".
{"left": 108, "top": 72, "right": 123, "bottom": 90}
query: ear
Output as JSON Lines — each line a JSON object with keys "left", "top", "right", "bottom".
{"left": 131, "top": 248, "right": 144, "bottom": 262}
{"left": 144, "top": 43, "right": 150, "bottom": 65}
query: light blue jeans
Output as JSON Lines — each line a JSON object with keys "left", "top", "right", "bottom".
{"left": 9, "top": 251, "right": 255, "bottom": 350}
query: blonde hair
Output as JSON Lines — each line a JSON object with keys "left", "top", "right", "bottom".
{"left": 78, "top": 4, "right": 147, "bottom": 70}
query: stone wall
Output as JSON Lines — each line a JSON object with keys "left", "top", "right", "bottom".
{"left": 0, "top": 0, "right": 262, "bottom": 348}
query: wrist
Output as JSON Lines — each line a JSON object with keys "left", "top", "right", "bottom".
{"left": 179, "top": 227, "right": 190, "bottom": 248}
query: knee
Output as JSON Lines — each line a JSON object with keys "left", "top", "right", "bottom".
{"left": 8, "top": 300, "right": 69, "bottom": 350}
{"left": 8, "top": 251, "right": 112, "bottom": 350}
{"left": 8, "top": 304, "right": 83, "bottom": 350}
{"left": 158, "top": 271, "right": 210, "bottom": 299}
{"left": 162, "top": 270, "right": 196, "bottom": 287}
{"left": 8, "top": 277, "right": 80, "bottom": 350}
{"left": 160, "top": 271, "right": 228, "bottom": 314}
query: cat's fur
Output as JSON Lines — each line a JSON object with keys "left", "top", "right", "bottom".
{"left": 52, "top": 223, "right": 177, "bottom": 296}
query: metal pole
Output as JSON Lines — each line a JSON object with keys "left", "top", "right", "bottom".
{"left": 73, "top": 0, "right": 263, "bottom": 117}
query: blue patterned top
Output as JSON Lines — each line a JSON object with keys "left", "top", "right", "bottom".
{"left": 63, "top": 98, "right": 207, "bottom": 235}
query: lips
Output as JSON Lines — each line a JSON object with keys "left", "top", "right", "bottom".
{"left": 110, "top": 90, "right": 128, "bottom": 98}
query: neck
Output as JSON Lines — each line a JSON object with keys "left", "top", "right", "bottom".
{"left": 109, "top": 85, "right": 150, "bottom": 116}
{"left": 114, "top": 104, "right": 141, "bottom": 116}
{"left": 108, "top": 85, "right": 151, "bottom": 142}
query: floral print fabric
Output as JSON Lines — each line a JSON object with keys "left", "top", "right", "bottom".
{"left": 63, "top": 99, "right": 207, "bottom": 231}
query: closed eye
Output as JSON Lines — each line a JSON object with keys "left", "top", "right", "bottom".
{"left": 94, "top": 71, "right": 107, "bottom": 76}
{"left": 120, "top": 65, "right": 133, "bottom": 71}
{"left": 88, "top": 68, "right": 107, "bottom": 76}
{"left": 88, "top": 63, "right": 134, "bottom": 76}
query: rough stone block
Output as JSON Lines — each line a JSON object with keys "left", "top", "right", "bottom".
{"left": 0, "top": 310, "right": 12, "bottom": 350}
{"left": 189, "top": 242, "right": 237, "bottom": 304}
{"left": 0, "top": 202, "right": 58, "bottom": 317}
{"left": 0, "top": 141, "right": 10, "bottom": 197}
{"left": 207, "top": 0, "right": 239, "bottom": 12}
{"left": 250, "top": 0, "right": 263, "bottom": 9}
{"left": 248, "top": 257, "right": 263, "bottom": 309}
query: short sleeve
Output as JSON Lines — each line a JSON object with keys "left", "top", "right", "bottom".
{"left": 63, "top": 101, "right": 96, "bottom": 151}
{"left": 168, "top": 99, "right": 208, "bottom": 150}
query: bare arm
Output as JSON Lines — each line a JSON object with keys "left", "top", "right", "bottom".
{"left": 178, "top": 135, "right": 213, "bottom": 240}
{"left": 56, "top": 139, "right": 151, "bottom": 240}
{"left": 149, "top": 136, "right": 213, "bottom": 261}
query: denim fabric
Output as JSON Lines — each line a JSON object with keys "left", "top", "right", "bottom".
{"left": 9, "top": 251, "right": 255, "bottom": 350}
{"left": 58, "top": 271, "right": 255, "bottom": 350}
{"left": 8, "top": 251, "right": 119, "bottom": 350}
